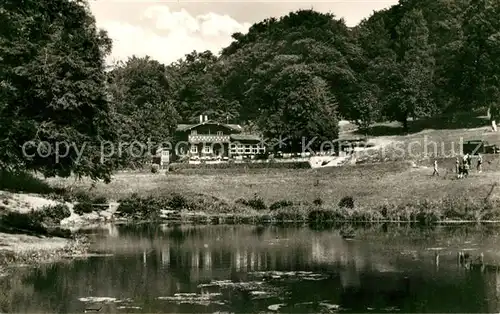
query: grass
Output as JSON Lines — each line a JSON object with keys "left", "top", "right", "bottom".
{"left": 8, "top": 112, "right": 500, "bottom": 226}
{"left": 346, "top": 112, "right": 500, "bottom": 164}
{"left": 43, "top": 159, "right": 500, "bottom": 225}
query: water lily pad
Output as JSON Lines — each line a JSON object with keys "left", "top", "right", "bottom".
{"left": 78, "top": 297, "right": 117, "bottom": 303}
{"left": 117, "top": 306, "right": 142, "bottom": 310}
{"left": 320, "top": 302, "right": 340, "bottom": 310}
{"left": 268, "top": 303, "right": 286, "bottom": 311}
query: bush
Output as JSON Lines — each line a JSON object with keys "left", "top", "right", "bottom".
{"left": 172, "top": 161, "right": 310, "bottom": 171}
{"left": 308, "top": 209, "right": 335, "bottom": 222}
{"left": 36, "top": 204, "right": 71, "bottom": 224}
{"left": 93, "top": 196, "right": 108, "bottom": 204}
{"left": 116, "top": 194, "right": 169, "bottom": 219}
{"left": 270, "top": 200, "right": 294, "bottom": 211}
{"left": 236, "top": 196, "right": 267, "bottom": 210}
{"left": 73, "top": 190, "right": 92, "bottom": 203}
{"left": 313, "top": 198, "right": 323, "bottom": 206}
{"left": 168, "top": 193, "right": 190, "bottom": 210}
{"left": 74, "top": 202, "right": 94, "bottom": 215}
{"left": 339, "top": 196, "right": 355, "bottom": 209}
{"left": 151, "top": 164, "right": 160, "bottom": 173}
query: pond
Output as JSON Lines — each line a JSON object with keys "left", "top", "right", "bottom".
{"left": 2, "top": 223, "right": 500, "bottom": 313}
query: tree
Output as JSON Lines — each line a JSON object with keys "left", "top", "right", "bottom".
{"left": 221, "top": 10, "right": 360, "bottom": 124}
{"left": 383, "top": 9, "right": 435, "bottom": 131}
{"left": 352, "top": 9, "right": 396, "bottom": 129}
{"left": 0, "top": 0, "right": 116, "bottom": 181}
{"left": 168, "top": 51, "right": 239, "bottom": 123}
{"left": 248, "top": 58, "right": 339, "bottom": 152}
{"left": 107, "top": 56, "right": 180, "bottom": 167}
{"left": 454, "top": 0, "right": 500, "bottom": 128}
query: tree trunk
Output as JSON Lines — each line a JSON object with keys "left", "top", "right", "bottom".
{"left": 489, "top": 105, "right": 498, "bottom": 131}
{"left": 402, "top": 118, "right": 409, "bottom": 133}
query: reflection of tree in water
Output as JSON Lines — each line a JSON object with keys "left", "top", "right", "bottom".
{"left": 3, "top": 225, "right": 500, "bottom": 312}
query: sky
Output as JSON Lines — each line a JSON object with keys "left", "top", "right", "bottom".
{"left": 89, "top": 0, "right": 399, "bottom": 65}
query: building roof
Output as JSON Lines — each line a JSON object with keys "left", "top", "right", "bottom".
{"left": 230, "top": 134, "right": 262, "bottom": 142}
{"left": 176, "top": 121, "right": 243, "bottom": 132}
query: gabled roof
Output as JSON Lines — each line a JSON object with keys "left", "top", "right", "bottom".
{"left": 176, "top": 120, "right": 243, "bottom": 132}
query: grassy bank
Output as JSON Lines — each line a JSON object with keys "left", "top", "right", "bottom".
{"left": 42, "top": 160, "right": 500, "bottom": 225}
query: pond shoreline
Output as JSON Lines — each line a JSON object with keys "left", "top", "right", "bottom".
{"left": 2, "top": 212, "right": 500, "bottom": 274}
{"left": 0, "top": 233, "right": 90, "bottom": 277}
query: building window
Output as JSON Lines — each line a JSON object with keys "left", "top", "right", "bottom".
{"left": 217, "top": 131, "right": 223, "bottom": 136}
{"left": 190, "top": 145, "right": 198, "bottom": 154}
{"left": 191, "top": 130, "right": 197, "bottom": 135}
{"left": 203, "top": 145, "right": 211, "bottom": 154}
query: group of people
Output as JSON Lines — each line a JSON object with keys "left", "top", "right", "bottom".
{"left": 432, "top": 153, "right": 483, "bottom": 178}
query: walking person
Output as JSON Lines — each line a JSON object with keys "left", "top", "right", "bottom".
{"left": 455, "top": 157, "right": 460, "bottom": 179}
{"left": 432, "top": 159, "right": 439, "bottom": 176}
{"left": 477, "top": 153, "right": 483, "bottom": 173}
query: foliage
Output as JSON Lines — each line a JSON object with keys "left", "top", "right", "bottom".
{"left": 269, "top": 200, "right": 294, "bottom": 211}
{"left": 73, "top": 202, "right": 94, "bottom": 215}
{"left": 235, "top": 196, "right": 267, "bottom": 210}
{"left": 151, "top": 164, "right": 160, "bottom": 173}
{"left": 107, "top": 56, "right": 180, "bottom": 168}
{"left": 35, "top": 204, "right": 71, "bottom": 224}
{"left": 338, "top": 196, "right": 355, "bottom": 209}
{"left": 0, "top": 0, "right": 116, "bottom": 181}
{"left": 5, "top": 1, "right": 500, "bottom": 176}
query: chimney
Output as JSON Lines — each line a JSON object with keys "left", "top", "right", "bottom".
{"left": 199, "top": 115, "right": 203, "bottom": 123}
{"left": 204, "top": 115, "right": 208, "bottom": 122}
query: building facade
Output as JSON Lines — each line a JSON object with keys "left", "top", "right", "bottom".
{"left": 172, "top": 115, "right": 266, "bottom": 162}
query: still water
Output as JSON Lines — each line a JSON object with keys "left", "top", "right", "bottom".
{"left": 2, "top": 223, "right": 500, "bottom": 313}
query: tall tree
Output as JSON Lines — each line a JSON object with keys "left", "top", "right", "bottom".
{"left": 168, "top": 51, "right": 238, "bottom": 123}
{"left": 107, "top": 56, "right": 179, "bottom": 166}
{"left": 221, "top": 10, "right": 359, "bottom": 124}
{"left": 383, "top": 9, "right": 435, "bottom": 131}
{"left": 0, "top": 0, "right": 116, "bottom": 181}
{"left": 454, "top": 0, "right": 500, "bottom": 127}
{"left": 248, "top": 57, "right": 339, "bottom": 152}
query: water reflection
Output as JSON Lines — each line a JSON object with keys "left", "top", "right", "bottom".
{"left": 1, "top": 224, "right": 500, "bottom": 313}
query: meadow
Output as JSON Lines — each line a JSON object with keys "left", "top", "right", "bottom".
{"left": 7, "top": 112, "right": 500, "bottom": 225}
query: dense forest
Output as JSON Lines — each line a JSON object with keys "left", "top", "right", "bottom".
{"left": 2, "top": 0, "right": 500, "bottom": 180}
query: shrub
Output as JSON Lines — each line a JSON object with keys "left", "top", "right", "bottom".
{"left": 36, "top": 204, "right": 71, "bottom": 224}
{"left": 168, "top": 193, "right": 190, "bottom": 210}
{"left": 274, "top": 210, "right": 304, "bottom": 222}
{"left": 269, "top": 200, "right": 294, "bottom": 211}
{"left": 308, "top": 210, "right": 335, "bottom": 223}
{"left": 93, "top": 196, "right": 108, "bottom": 204}
{"left": 73, "top": 190, "right": 92, "bottom": 203}
{"left": 74, "top": 202, "right": 94, "bottom": 215}
{"left": 247, "top": 197, "right": 267, "bottom": 210}
{"left": 339, "top": 196, "right": 355, "bottom": 209}
{"left": 151, "top": 164, "right": 160, "bottom": 173}
{"left": 313, "top": 198, "right": 323, "bottom": 206}
{"left": 116, "top": 194, "right": 169, "bottom": 219}
{"left": 172, "top": 161, "right": 310, "bottom": 171}
{"left": 236, "top": 196, "right": 267, "bottom": 210}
